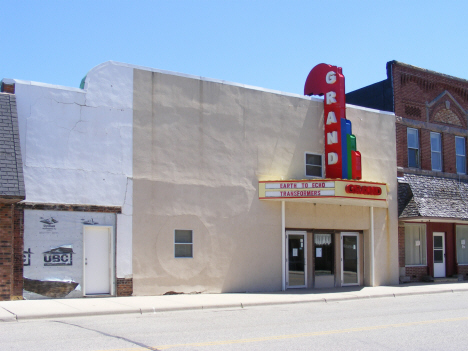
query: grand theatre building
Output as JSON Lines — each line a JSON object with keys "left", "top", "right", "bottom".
{"left": 132, "top": 62, "right": 399, "bottom": 293}
{"left": 3, "top": 61, "right": 398, "bottom": 299}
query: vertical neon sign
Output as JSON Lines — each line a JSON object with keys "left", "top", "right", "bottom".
{"left": 304, "top": 63, "right": 361, "bottom": 180}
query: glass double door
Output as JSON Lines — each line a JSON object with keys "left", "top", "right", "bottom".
{"left": 287, "top": 231, "right": 307, "bottom": 288}
{"left": 341, "top": 233, "right": 359, "bottom": 286}
{"left": 286, "top": 231, "right": 360, "bottom": 288}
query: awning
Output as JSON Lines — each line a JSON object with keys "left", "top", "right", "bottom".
{"left": 399, "top": 173, "right": 468, "bottom": 220}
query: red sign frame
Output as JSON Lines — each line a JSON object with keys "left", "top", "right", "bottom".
{"left": 304, "top": 63, "right": 361, "bottom": 180}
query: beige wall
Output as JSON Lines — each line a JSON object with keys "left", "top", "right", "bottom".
{"left": 132, "top": 69, "right": 398, "bottom": 295}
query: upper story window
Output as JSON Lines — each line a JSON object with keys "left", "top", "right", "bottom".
{"left": 430, "top": 132, "right": 442, "bottom": 171}
{"left": 456, "top": 136, "right": 466, "bottom": 174}
{"left": 407, "top": 128, "right": 419, "bottom": 168}
{"left": 305, "top": 153, "right": 323, "bottom": 177}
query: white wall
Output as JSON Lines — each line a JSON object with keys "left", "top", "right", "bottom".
{"left": 132, "top": 69, "right": 399, "bottom": 295}
{"left": 11, "top": 62, "right": 133, "bottom": 278}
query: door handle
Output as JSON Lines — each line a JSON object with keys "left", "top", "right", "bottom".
{"left": 85, "top": 258, "right": 88, "bottom": 265}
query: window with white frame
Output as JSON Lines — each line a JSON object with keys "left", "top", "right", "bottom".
{"left": 407, "top": 128, "right": 419, "bottom": 168}
{"left": 430, "top": 132, "right": 442, "bottom": 171}
{"left": 405, "top": 224, "right": 426, "bottom": 265}
{"left": 174, "top": 230, "right": 193, "bottom": 258}
{"left": 305, "top": 153, "right": 322, "bottom": 177}
{"left": 456, "top": 136, "right": 466, "bottom": 174}
{"left": 456, "top": 226, "right": 468, "bottom": 265}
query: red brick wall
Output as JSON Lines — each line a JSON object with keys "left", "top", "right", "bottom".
{"left": 443, "top": 133, "right": 456, "bottom": 173}
{"left": 392, "top": 63, "right": 468, "bottom": 174}
{"left": 398, "top": 225, "right": 405, "bottom": 268}
{"left": 405, "top": 266, "right": 428, "bottom": 282}
{"left": 396, "top": 123, "right": 408, "bottom": 168}
{"left": 0, "top": 204, "right": 13, "bottom": 301}
{"left": 392, "top": 63, "right": 468, "bottom": 122}
{"left": 420, "top": 129, "right": 432, "bottom": 171}
{"left": 457, "top": 265, "right": 468, "bottom": 278}
{"left": 12, "top": 207, "right": 23, "bottom": 297}
{"left": 116, "top": 278, "right": 133, "bottom": 296}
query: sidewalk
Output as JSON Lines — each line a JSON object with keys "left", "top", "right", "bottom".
{"left": 1, "top": 282, "right": 468, "bottom": 322}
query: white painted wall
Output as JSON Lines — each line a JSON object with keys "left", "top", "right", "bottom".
{"left": 10, "top": 62, "right": 133, "bottom": 278}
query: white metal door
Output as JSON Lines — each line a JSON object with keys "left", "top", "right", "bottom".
{"left": 84, "top": 226, "right": 113, "bottom": 295}
{"left": 433, "top": 232, "right": 446, "bottom": 278}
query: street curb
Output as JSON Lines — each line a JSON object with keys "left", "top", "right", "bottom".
{"left": 2, "top": 287, "right": 468, "bottom": 321}
{"left": 392, "top": 287, "right": 468, "bottom": 298}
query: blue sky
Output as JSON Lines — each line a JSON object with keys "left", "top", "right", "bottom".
{"left": 2, "top": 1, "right": 468, "bottom": 94}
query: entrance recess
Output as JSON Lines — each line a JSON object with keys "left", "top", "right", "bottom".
{"left": 341, "top": 233, "right": 359, "bottom": 286}
{"left": 314, "top": 233, "right": 334, "bottom": 288}
{"left": 286, "top": 231, "right": 307, "bottom": 288}
{"left": 83, "top": 226, "right": 114, "bottom": 295}
{"left": 433, "top": 232, "right": 446, "bottom": 278}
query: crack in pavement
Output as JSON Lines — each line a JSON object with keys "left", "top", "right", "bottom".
{"left": 53, "top": 320, "right": 160, "bottom": 350}
{"left": 0, "top": 307, "right": 17, "bottom": 321}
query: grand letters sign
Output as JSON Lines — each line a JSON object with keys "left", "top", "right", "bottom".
{"left": 304, "top": 63, "right": 361, "bottom": 180}
{"left": 258, "top": 180, "right": 386, "bottom": 201}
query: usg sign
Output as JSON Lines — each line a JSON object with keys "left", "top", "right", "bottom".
{"left": 43, "top": 246, "right": 74, "bottom": 266}
{"left": 44, "top": 253, "right": 73, "bottom": 266}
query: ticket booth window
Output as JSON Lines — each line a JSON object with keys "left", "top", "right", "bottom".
{"left": 314, "top": 233, "right": 334, "bottom": 275}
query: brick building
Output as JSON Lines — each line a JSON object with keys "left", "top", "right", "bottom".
{"left": 347, "top": 61, "right": 468, "bottom": 281}
{"left": 0, "top": 85, "right": 25, "bottom": 300}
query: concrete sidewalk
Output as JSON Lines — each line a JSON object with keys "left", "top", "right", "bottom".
{"left": 2, "top": 282, "right": 468, "bottom": 322}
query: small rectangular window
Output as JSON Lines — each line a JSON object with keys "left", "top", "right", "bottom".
{"left": 175, "top": 230, "right": 193, "bottom": 258}
{"left": 430, "top": 132, "right": 442, "bottom": 171}
{"left": 305, "top": 153, "right": 322, "bottom": 177}
{"left": 456, "top": 136, "right": 466, "bottom": 174}
{"left": 405, "top": 224, "right": 426, "bottom": 266}
{"left": 407, "top": 128, "right": 419, "bottom": 168}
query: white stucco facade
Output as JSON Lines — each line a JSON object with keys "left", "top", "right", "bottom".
{"left": 6, "top": 62, "right": 134, "bottom": 280}
{"left": 131, "top": 67, "right": 399, "bottom": 295}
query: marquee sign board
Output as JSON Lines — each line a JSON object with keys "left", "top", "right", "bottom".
{"left": 304, "top": 63, "right": 361, "bottom": 180}
{"left": 259, "top": 179, "right": 386, "bottom": 201}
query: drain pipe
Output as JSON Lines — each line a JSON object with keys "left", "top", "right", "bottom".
{"left": 282, "top": 201, "right": 286, "bottom": 291}
{"left": 370, "top": 206, "right": 375, "bottom": 287}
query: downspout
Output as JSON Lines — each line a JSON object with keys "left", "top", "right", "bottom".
{"left": 386, "top": 60, "right": 395, "bottom": 113}
{"left": 282, "top": 201, "right": 286, "bottom": 291}
{"left": 370, "top": 206, "right": 375, "bottom": 287}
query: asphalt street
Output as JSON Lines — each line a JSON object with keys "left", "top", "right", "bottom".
{"left": 2, "top": 291, "right": 468, "bottom": 350}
